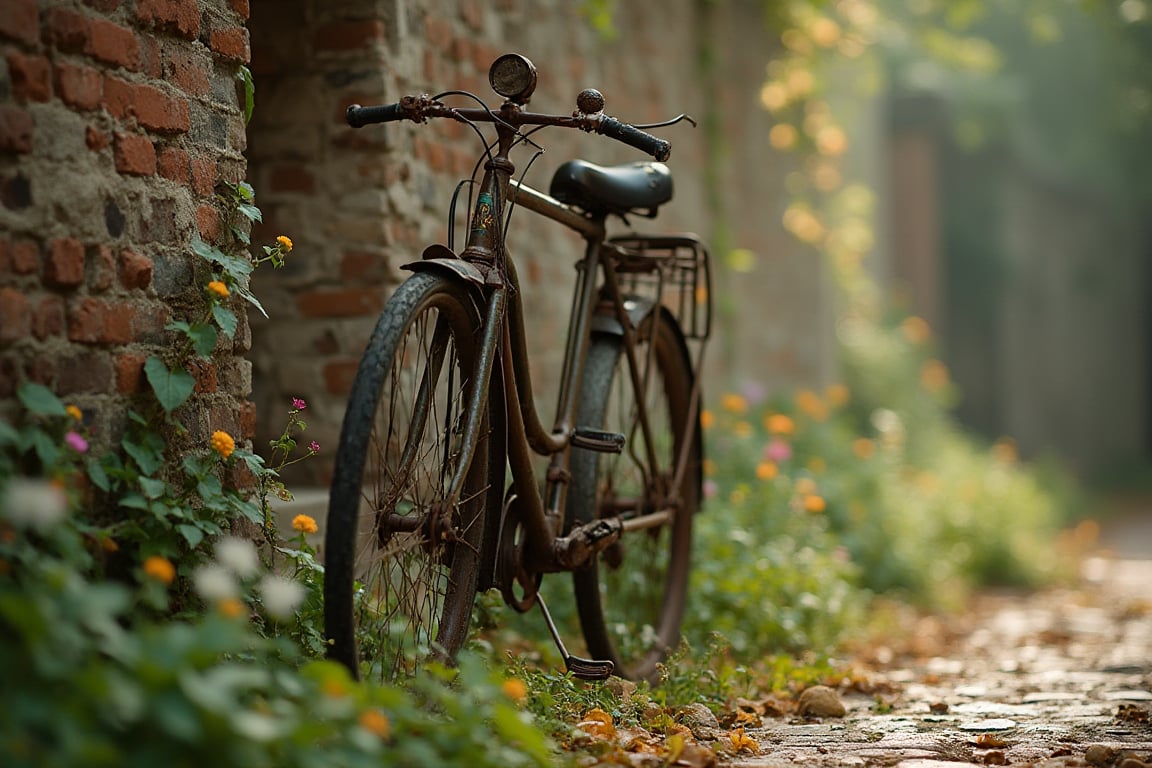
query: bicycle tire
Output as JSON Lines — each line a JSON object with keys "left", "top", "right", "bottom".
{"left": 324, "top": 271, "right": 490, "bottom": 682}
{"left": 568, "top": 307, "right": 700, "bottom": 682}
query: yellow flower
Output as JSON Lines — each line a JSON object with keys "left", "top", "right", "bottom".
{"left": 810, "top": 17, "right": 841, "bottom": 47}
{"left": 803, "top": 494, "right": 827, "bottom": 513}
{"left": 218, "top": 597, "right": 246, "bottom": 618}
{"left": 807, "top": 457, "right": 827, "bottom": 474}
{"left": 143, "top": 556, "right": 175, "bottom": 585}
{"left": 276, "top": 235, "right": 293, "bottom": 252}
{"left": 816, "top": 124, "right": 848, "bottom": 156}
{"left": 920, "top": 360, "right": 950, "bottom": 393}
{"left": 825, "top": 384, "right": 849, "bottom": 407}
{"left": 765, "top": 413, "right": 795, "bottom": 436}
{"left": 852, "top": 438, "right": 875, "bottom": 459}
{"left": 756, "top": 461, "right": 778, "bottom": 481}
{"left": 720, "top": 393, "right": 748, "bottom": 414}
{"left": 206, "top": 280, "right": 230, "bottom": 298}
{"left": 700, "top": 409, "right": 714, "bottom": 430}
{"left": 901, "top": 315, "right": 932, "bottom": 344}
{"left": 210, "top": 430, "right": 236, "bottom": 459}
{"left": 359, "top": 709, "right": 391, "bottom": 739}
{"left": 292, "top": 514, "right": 319, "bottom": 535}
{"left": 502, "top": 678, "right": 528, "bottom": 702}
{"left": 795, "top": 389, "right": 829, "bottom": 421}
{"left": 65, "top": 405, "right": 83, "bottom": 421}
{"left": 769, "top": 123, "right": 798, "bottom": 150}
{"left": 734, "top": 421, "right": 753, "bottom": 438}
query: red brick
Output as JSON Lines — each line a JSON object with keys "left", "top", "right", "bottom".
{"left": 340, "top": 251, "right": 387, "bottom": 282}
{"left": 156, "top": 145, "right": 190, "bottom": 182}
{"left": 0, "top": 0, "right": 39, "bottom": 46}
{"left": 58, "top": 350, "right": 113, "bottom": 394}
{"left": 45, "top": 238, "right": 86, "bottom": 288}
{"left": 189, "top": 156, "right": 216, "bottom": 196}
{"left": 86, "top": 124, "right": 110, "bottom": 151}
{"left": 137, "top": 0, "right": 200, "bottom": 39}
{"left": 114, "top": 352, "right": 146, "bottom": 393}
{"left": 190, "top": 360, "right": 217, "bottom": 393}
{"left": 119, "top": 249, "right": 153, "bottom": 289}
{"left": 104, "top": 76, "right": 134, "bottom": 120}
{"left": 33, "top": 295, "right": 65, "bottom": 340}
{"left": 461, "top": 0, "right": 483, "bottom": 30}
{"left": 6, "top": 51, "right": 53, "bottom": 103}
{"left": 85, "top": 0, "right": 123, "bottom": 11}
{"left": 297, "top": 288, "right": 383, "bottom": 319}
{"left": 0, "top": 287, "right": 30, "bottom": 343}
{"left": 55, "top": 62, "right": 103, "bottom": 110}
{"left": 195, "top": 203, "right": 219, "bottom": 241}
{"left": 134, "top": 83, "right": 190, "bottom": 133}
{"left": 0, "top": 107, "right": 34, "bottom": 154}
{"left": 209, "top": 27, "right": 249, "bottom": 62}
{"left": 424, "top": 16, "right": 451, "bottom": 49}
{"left": 138, "top": 35, "right": 163, "bottom": 78}
{"left": 323, "top": 359, "right": 359, "bottom": 395}
{"left": 89, "top": 245, "right": 116, "bottom": 292}
{"left": 269, "top": 165, "right": 314, "bottom": 193}
{"left": 238, "top": 398, "right": 256, "bottom": 439}
{"left": 88, "top": 19, "right": 140, "bottom": 69}
{"left": 167, "top": 49, "right": 211, "bottom": 96}
{"left": 68, "top": 297, "right": 137, "bottom": 344}
{"left": 114, "top": 132, "right": 155, "bottom": 175}
{"left": 314, "top": 20, "right": 384, "bottom": 51}
{"left": 45, "top": 7, "right": 91, "bottom": 53}
{"left": 11, "top": 240, "right": 39, "bottom": 274}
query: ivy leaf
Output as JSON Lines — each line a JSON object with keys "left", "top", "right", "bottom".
{"left": 139, "top": 476, "right": 168, "bottom": 500}
{"left": 192, "top": 237, "right": 253, "bottom": 279}
{"left": 233, "top": 282, "right": 268, "bottom": 319}
{"left": 87, "top": 458, "right": 111, "bottom": 492}
{"left": 236, "top": 65, "right": 256, "bottom": 124}
{"left": 189, "top": 324, "right": 218, "bottom": 358}
{"left": 213, "top": 306, "right": 238, "bottom": 339}
{"left": 122, "top": 435, "right": 164, "bottom": 477}
{"left": 18, "top": 382, "right": 67, "bottom": 417}
{"left": 144, "top": 356, "right": 195, "bottom": 414}
{"left": 178, "top": 524, "right": 205, "bottom": 548}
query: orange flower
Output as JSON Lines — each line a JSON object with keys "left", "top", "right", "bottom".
{"left": 852, "top": 438, "right": 875, "bottom": 459}
{"left": 756, "top": 461, "right": 778, "bottom": 481}
{"left": 210, "top": 430, "right": 235, "bottom": 459}
{"left": 825, "top": 384, "right": 849, "bottom": 407}
{"left": 765, "top": 413, "right": 795, "bottom": 436}
{"left": 901, "top": 316, "right": 931, "bottom": 344}
{"left": 292, "top": 514, "right": 318, "bottom": 535}
{"left": 101, "top": 537, "right": 119, "bottom": 553}
{"left": 920, "top": 360, "right": 950, "bottom": 393}
{"left": 734, "top": 421, "right": 753, "bottom": 438}
{"left": 502, "top": 678, "right": 528, "bottom": 702}
{"left": 276, "top": 235, "right": 293, "bottom": 252}
{"left": 803, "top": 494, "right": 827, "bottom": 513}
{"left": 795, "top": 389, "right": 829, "bottom": 421}
{"left": 143, "top": 556, "right": 175, "bottom": 585}
{"left": 700, "top": 410, "right": 714, "bottom": 430}
{"left": 359, "top": 709, "right": 391, "bottom": 739}
{"left": 218, "top": 597, "right": 246, "bottom": 618}
{"left": 206, "top": 280, "right": 230, "bottom": 298}
{"left": 65, "top": 405, "right": 83, "bottom": 421}
{"left": 720, "top": 393, "right": 748, "bottom": 414}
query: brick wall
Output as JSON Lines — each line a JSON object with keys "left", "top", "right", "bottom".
{"left": 0, "top": 0, "right": 253, "bottom": 458}
{"left": 245, "top": 0, "right": 831, "bottom": 487}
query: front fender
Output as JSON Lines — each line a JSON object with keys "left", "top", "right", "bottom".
{"left": 401, "top": 244, "right": 487, "bottom": 288}
{"left": 589, "top": 295, "right": 657, "bottom": 337}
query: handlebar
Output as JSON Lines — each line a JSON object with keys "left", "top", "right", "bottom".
{"left": 345, "top": 97, "right": 672, "bottom": 162}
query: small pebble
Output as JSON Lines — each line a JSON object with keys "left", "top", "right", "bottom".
{"left": 797, "top": 685, "right": 847, "bottom": 718}
{"left": 1085, "top": 745, "right": 1116, "bottom": 766}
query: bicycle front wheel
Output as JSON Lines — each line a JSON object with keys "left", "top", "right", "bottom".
{"left": 568, "top": 308, "right": 700, "bottom": 682}
{"left": 324, "top": 271, "right": 489, "bottom": 682}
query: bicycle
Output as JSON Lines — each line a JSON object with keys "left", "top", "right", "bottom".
{"left": 324, "top": 53, "right": 712, "bottom": 684}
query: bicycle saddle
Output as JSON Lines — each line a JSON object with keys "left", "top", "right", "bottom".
{"left": 549, "top": 160, "right": 673, "bottom": 216}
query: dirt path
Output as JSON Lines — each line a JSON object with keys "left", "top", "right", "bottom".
{"left": 723, "top": 555, "right": 1152, "bottom": 767}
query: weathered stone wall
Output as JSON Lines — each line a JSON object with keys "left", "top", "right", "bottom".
{"left": 0, "top": 0, "right": 254, "bottom": 451}
{"left": 245, "top": 0, "right": 830, "bottom": 485}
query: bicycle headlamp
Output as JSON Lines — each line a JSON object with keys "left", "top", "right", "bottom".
{"left": 489, "top": 53, "right": 537, "bottom": 104}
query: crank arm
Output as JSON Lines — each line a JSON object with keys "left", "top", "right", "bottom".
{"left": 551, "top": 517, "right": 623, "bottom": 570}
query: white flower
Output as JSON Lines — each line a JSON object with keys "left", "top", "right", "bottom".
{"left": 1, "top": 478, "right": 68, "bottom": 532}
{"left": 215, "top": 536, "right": 260, "bottom": 578}
{"left": 193, "top": 563, "right": 238, "bottom": 601}
{"left": 259, "top": 575, "right": 305, "bottom": 620}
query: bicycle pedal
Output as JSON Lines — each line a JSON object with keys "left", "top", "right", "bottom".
{"left": 572, "top": 428, "right": 625, "bottom": 453}
{"left": 565, "top": 655, "right": 615, "bottom": 681}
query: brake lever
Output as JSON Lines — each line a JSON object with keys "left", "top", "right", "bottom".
{"left": 633, "top": 113, "right": 698, "bottom": 130}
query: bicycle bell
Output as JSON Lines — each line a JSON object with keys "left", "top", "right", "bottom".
{"left": 489, "top": 53, "right": 537, "bottom": 104}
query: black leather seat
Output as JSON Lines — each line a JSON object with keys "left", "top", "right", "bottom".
{"left": 549, "top": 160, "right": 673, "bottom": 216}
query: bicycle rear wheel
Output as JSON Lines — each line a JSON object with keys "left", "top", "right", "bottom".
{"left": 324, "top": 271, "right": 489, "bottom": 682}
{"left": 568, "top": 308, "right": 700, "bottom": 682}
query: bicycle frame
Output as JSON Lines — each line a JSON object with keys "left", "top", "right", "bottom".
{"left": 411, "top": 106, "right": 702, "bottom": 608}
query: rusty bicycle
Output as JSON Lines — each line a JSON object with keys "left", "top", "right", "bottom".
{"left": 324, "top": 53, "right": 712, "bottom": 683}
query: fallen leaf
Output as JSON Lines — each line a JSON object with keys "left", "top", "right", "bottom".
{"left": 727, "top": 727, "right": 759, "bottom": 754}
{"left": 674, "top": 742, "right": 718, "bottom": 767}
{"left": 972, "top": 733, "right": 1008, "bottom": 748}
{"left": 578, "top": 708, "right": 617, "bottom": 740}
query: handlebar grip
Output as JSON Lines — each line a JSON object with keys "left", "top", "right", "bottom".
{"left": 346, "top": 102, "right": 407, "bottom": 128}
{"left": 597, "top": 116, "right": 672, "bottom": 162}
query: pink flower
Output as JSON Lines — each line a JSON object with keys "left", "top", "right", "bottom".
{"left": 65, "top": 431, "right": 88, "bottom": 453}
{"left": 292, "top": 397, "right": 307, "bottom": 410}
{"left": 703, "top": 479, "right": 718, "bottom": 499}
{"left": 309, "top": 441, "right": 320, "bottom": 453}
{"left": 764, "top": 438, "right": 792, "bottom": 463}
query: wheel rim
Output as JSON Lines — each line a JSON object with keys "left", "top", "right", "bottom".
{"left": 350, "top": 292, "right": 484, "bottom": 682}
